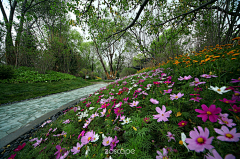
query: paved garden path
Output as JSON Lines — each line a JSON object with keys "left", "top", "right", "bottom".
{"left": 0, "top": 82, "right": 109, "bottom": 140}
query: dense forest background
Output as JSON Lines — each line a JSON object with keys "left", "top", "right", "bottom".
{"left": 1, "top": 0, "right": 239, "bottom": 79}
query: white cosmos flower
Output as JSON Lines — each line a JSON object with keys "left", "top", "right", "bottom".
{"left": 208, "top": 86, "right": 231, "bottom": 94}
{"left": 102, "top": 134, "right": 107, "bottom": 139}
{"left": 180, "top": 132, "right": 189, "bottom": 152}
{"left": 91, "top": 134, "right": 99, "bottom": 142}
{"left": 121, "top": 117, "right": 132, "bottom": 125}
{"left": 89, "top": 107, "right": 95, "bottom": 110}
{"left": 111, "top": 89, "right": 115, "bottom": 91}
{"left": 85, "top": 146, "right": 90, "bottom": 157}
{"left": 133, "top": 84, "right": 138, "bottom": 87}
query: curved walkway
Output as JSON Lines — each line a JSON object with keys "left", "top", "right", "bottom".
{"left": 0, "top": 82, "right": 109, "bottom": 140}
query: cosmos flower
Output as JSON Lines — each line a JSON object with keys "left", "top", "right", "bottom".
{"left": 170, "top": 92, "right": 184, "bottom": 100}
{"left": 150, "top": 98, "right": 159, "bottom": 104}
{"left": 153, "top": 105, "right": 172, "bottom": 122}
{"left": 185, "top": 126, "right": 214, "bottom": 152}
{"left": 208, "top": 86, "right": 231, "bottom": 94}
{"left": 166, "top": 132, "right": 175, "bottom": 142}
{"left": 195, "top": 104, "right": 222, "bottom": 122}
{"left": 214, "top": 126, "right": 240, "bottom": 142}
{"left": 189, "top": 78, "right": 206, "bottom": 86}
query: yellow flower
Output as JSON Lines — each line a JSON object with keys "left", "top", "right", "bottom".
{"left": 176, "top": 112, "right": 182, "bottom": 117}
{"left": 99, "top": 132, "right": 103, "bottom": 134}
{"left": 192, "top": 60, "right": 198, "bottom": 63}
{"left": 132, "top": 126, "right": 137, "bottom": 131}
{"left": 173, "top": 60, "right": 180, "bottom": 65}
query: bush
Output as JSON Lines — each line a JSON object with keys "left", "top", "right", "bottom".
{"left": 119, "top": 67, "right": 137, "bottom": 78}
{"left": 0, "top": 65, "right": 15, "bottom": 80}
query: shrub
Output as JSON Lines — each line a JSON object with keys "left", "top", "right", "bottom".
{"left": 0, "top": 65, "right": 15, "bottom": 80}
{"left": 119, "top": 67, "right": 137, "bottom": 78}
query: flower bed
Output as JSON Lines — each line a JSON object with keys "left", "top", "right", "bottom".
{"left": 4, "top": 42, "right": 240, "bottom": 159}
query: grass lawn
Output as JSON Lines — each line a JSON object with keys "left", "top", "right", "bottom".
{"left": 0, "top": 77, "right": 94, "bottom": 105}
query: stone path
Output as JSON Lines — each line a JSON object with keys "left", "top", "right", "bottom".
{"left": 0, "top": 82, "right": 109, "bottom": 140}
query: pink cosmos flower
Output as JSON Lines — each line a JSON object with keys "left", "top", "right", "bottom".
{"left": 78, "top": 130, "right": 85, "bottom": 140}
{"left": 141, "top": 91, "right": 148, "bottom": 95}
{"left": 33, "top": 138, "right": 42, "bottom": 148}
{"left": 73, "top": 107, "right": 78, "bottom": 112}
{"left": 81, "top": 130, "right": 95, "bottom": 145}
{"left": 230, "top": 77, "right": 240, "bottom": 83}
{"left": 62, "top": 119, "right": 70, "bottom": 124}
{"left": 219, "top": 98, "right": 236, "bottom": 104}
{"left": 178, "top": 120, "right": 188, "bottom": 127}
{"left": 110, "top": 136, "right": 119, "bottom": 150}
{"left": 229, "top": 104, "right": 240, "bottom": 113}
{"left": 178, "top": 75, "right": 192, "bottom": 80}
{"left": 189, "top": 96, "right": 202, "bottom": 102}
{"left": 8, "top": 154, "right": 16, "bottom": 159}
{"left": 14, "top": 143, "right": 26, "bottom": 152}
{"left": 195, "top": 104, "right": 222, "bottom": 122}
{"left": 71, "top": 142, "right": 83, "bottom": 155}
{"left": 156, "top": 148, "right": 168, "bottom": 159}
{"left": 150, "top": 98, "right": 159, "bottom": 104}
{"left": 200, "top": 74, "right": 218, "bottom": 78}
{"left": 153, "top": 105, "right": 172, "bottom": 122}
{"left": 218, "top": 117, "right": 236, "bottom": 128}
{"left": 83, "top": 118, "right": 92, "bottom": 128}
{"left": 214, "top": 126, "right": 240, "bottom": 142}
{"left": 119, "top": 115, "right": 125, "bottom": 121}
{"left": 163, "top": 89, "right": 172, "bottom": 95}
{"left": 55, "top": 145, "right": 66, "bottom": 159}
{"left": 205, "top": 149, "right": 235, "bottom": 159}
{"left": 189, "top": 78, "right": 206, "bottom": 86}
{"left": 185, "top": 126, "right": 214, "bottom": 152}
{"left": 102, "top": 136, "right": 113, "bottom": 146}
{"left": 60, "top": 151, "right": 69, "bottom": 159}
{"left": 166, "top": 132, "right": 175, "bottom": 142}
{"left": 130, "top": 101, "right": 139, "bottom": 107}
{"left": 170, "top": 92, "right": 184, "bottom": 100}
{"left": 100, "top": 108, "right": 107, "bottom": 117}
{"left": 90, "top": 112, "right": 99, "bottom": 119}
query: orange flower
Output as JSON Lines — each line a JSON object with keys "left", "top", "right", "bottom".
{"left": 173, "top": 60, "right": 180, "bottom": 65}
{"left": 232, "top": 37, "right": 240, "bottom": 40}
{"left": 232, "top": 53, "right": 240, "bottom": 56}
{"left": 213, "top": 56, "right": 220, "bottom": 59}
{"left": 193, "top": 60, "right": 198, "bottom": 63}
{"left": 231, "top": 58, "right": 237, "bottom": 60}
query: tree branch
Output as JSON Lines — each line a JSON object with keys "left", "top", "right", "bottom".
{"left": 105, "top": 0, "right": 149, "bottom": 39}
{"left": 155, "top": 0, "right": 218, "bottom": 26}
{"left": 0, "top": 0, "right": 8, "bottom": 23}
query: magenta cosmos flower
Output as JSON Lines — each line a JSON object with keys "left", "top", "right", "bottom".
{"left": 214, "top": 126, "right": 240, "bottom": 142}
{"left": 230, "top": 77, "right": 240, "bottom": 83}
{"left": 170, "top": 92, "right": 184, "bottom": 100}
{"left": 78, "top": 130, "right": 85, "bottom": 140}
{"left": 14, "top": 143, "right": 26, "bottom": 152}
{"left": 153, "top": 105, "right": 172, "bottom": 122}
{"left": 110, "top": 136, "right": 119, "bottom": 150}
{"left": 114, "top": 107, "right": 124, "bottom": 117}
{"left": 8, "top": 154, "right": 16, "bottom": 159}
{"left": 185, "top": 126, "right": 214, "bottom": 152}
{"left": 189, "top": 78, "right": 206, "bottom": 86}
{"left": 195, "top": 104, "right": 222, "bottom": 122}
{"left": 219, "top": 98, "right": 236, "bottom": 104}
{"left": 229, "top": 104, "right": 240, "bottom": 113}
{"left": 129, "top": 101, "right": 139, "bottom": 107}
{"left": 178, "top": 120, "right": 188, "bottom": 127}
{"left": 150, "top": 98, "right": 159, "bottom": 104}
{"left": 55, "top": 145, "right": 66, "bottom": 159}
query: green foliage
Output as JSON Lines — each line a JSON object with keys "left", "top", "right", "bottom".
{"left": 0, "top": 65, "right": 15, "bottom": 80}
{"left": 119, "top": 68, "right": 137, "bottom": 78}
{"left": 0, "top": 66, "right": 76, "bottom": 83}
